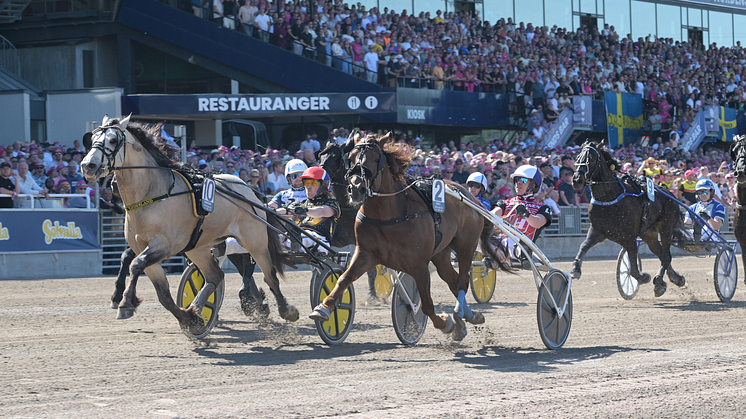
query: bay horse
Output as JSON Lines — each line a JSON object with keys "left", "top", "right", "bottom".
{"left": 571, "top": 140, "right": 687, "bottom": 297}
{"left": 729, "top": 135, "right": 746, "bottom": 286}
{"left": 81, "top": 115, "right": 295, "bottom": 335}
{"left": 310, "top": 132, "right": 512, "bottom": 341}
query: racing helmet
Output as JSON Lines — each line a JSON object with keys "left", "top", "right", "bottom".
{"left": 300, "top": 166, "right": 327, "bottom": 180}
{"left": 285, "top": 159, "right": 308, "bottom": 178}
{"left": 695, "top": 178, "right": 717, "bottom": 196}
{"left": 511, "top": 164, "right": 542, "bottom": 193}
{"left": 466, "top": 172, "right": 488, "bottom": 190}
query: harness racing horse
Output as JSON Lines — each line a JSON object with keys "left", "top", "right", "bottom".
{"left": 571, "top": 140, "right": 687, "bottom": 297}
{"left": 729, "top": 135, "right": 746, "bottom": 286}
{"left": 81, "top": 115, "right": 295, "bottom": 335}
{"left": 311, "top": 132, "right": 512, "bottom": 341}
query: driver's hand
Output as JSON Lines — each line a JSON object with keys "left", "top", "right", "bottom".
{"left": 515, "top": 204, "right": 531, "bottom": 219}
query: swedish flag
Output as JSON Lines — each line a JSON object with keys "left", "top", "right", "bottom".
{"left": 605, "top": 91, "right": 644, "bottom": 148}
{"left": 718, "top": 106, "right": 737, "bottom": 142}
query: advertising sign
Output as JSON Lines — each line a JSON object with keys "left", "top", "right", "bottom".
{"left": 0, "top": 210, "right": 99, "bottom": 252}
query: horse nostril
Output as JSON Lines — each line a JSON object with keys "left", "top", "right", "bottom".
{"left": 87, "top": 163, "right": 97, "bottom": 169}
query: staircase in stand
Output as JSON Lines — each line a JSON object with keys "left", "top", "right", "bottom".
{"left": 0, "top": 0, "right": 32, "bottom": 23}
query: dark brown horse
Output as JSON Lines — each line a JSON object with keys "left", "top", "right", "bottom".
{"left": 729, "top": 135, "right": 746, "bottom": 286}
{"left": 309, "top": 132, "right": 512, "bottom": 341}
{"left": 571, "top": 140, "right": 687, "bottom": 297}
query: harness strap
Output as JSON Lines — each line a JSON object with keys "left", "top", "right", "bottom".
{"left": 356, "top": 209, "right": 430, "bottom": 226}
{"left": 589, "top": 178, "right": 644, "bottom": 206}
{"left": 124, "top": 190, "right": 192, "bottom": 212}
{"left": 180, "top": 215, "right": 205, "bottom": 254}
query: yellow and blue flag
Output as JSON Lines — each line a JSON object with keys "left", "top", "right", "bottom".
{"left": 718, "top": 106, "right": 737, "bottom": 142}
{"left": 605, "top": 91, "right": 644, "bottom": 148}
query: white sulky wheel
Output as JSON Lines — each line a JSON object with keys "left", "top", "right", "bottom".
{"left": 616, "top": 249, "right": 641, "bottom": 300}
{"left": 714, "top": 248, "right": 738, "bottom": 303}
{"left": 536, "top": 269, "right": 572, "bottom": 350}
{"left": 391, "top": 272, "right": 427, "bottom": 345}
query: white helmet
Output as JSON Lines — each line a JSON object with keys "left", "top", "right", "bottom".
{"left": 467, "top": 172, "right": 488, "bottom": 190}
{"left": 285, "top": 159, "right": 308, "bottom": 177}
{"left": 511, "top": 164, "right": 542, "bottom": 193}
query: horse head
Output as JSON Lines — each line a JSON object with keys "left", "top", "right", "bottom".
{"left": 345, "top": 131, "right": 396, "bottom": 204}
{"left": 730, "top": 135, "right": 746, "bottom": 184}
{"left": 572, "top": 140, "right": 598, "bottom": 192}
{"left": 81, "top": 114, "right": 132, "bottom": 181}
{"left": 317, "top": 142, "right": 345, "bottom": 183}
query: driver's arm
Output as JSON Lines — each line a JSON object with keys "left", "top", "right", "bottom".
{"left": 708, "top": 217, "right": 723, "bottom": 231}
{"left": 306, "top": 205, "right": 337, "bottom": 218}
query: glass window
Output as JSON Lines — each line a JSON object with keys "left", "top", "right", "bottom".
{"left": 631, "top": 1, "right": 655, "bottom": 41}
{"left": 580, "top": 0, "right": 596, "bottom": 15}
{"left": 545, "top": 0, "right": 572, "bottom": 32}
{"left": 709, "top": 11, "right": 734, "bottom": 47}
{"left": 688, "top": 7, "right": 702, "bottom": 28}
{"left": 573, "top": 14, "right": 580, "bottom": 31}
{"left": 483, "top": 0, "right": 513, "bottom": 26}
{"left": 515, "top": 0, "right": 544, "bottom": 27}
{"left": 735, "top": 15, "right": 746, "bottom": 48}
{"left": 604, "top": 0, "right": 630, "bottom": 40}
{"left": 573, "top": 0, "right": 580, "bottom": 13}
{"left": 413, "top": 0, "right": 444, "bottom": 18}
{"left": 657, "top": 4, "right": 681, "bottom": 42}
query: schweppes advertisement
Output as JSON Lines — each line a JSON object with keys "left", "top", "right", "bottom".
{"left": 0, "top": 210, "right": 98, "bottom": 252}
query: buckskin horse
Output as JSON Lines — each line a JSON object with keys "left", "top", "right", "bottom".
{"left": 310, "top": 132, "right": 512, "bottom": 341}
{"left": 81, "top": 115, "right": 294, "bottom": 336}
{"left": 730, "top": 135, "right": 746, "bottom": 287}
{"left": 571, "top": 140, "right": 687, "bottom": 297}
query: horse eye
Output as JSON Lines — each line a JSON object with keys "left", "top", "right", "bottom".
{"left": 109, "top": 138, "right": 117, "bottom": 145}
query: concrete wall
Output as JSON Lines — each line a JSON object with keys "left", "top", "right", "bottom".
{"left": 0, "top": 91, "right": 30, "bottom": 144}
{"left": 46, "top": 88, "right": 123, "bottom": 148}
{"left": 0, "top": 251, "right": 102, "bottom": 279}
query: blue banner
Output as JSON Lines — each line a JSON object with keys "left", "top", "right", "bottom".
{"left": 0, "top": 210, "right": 99, "bottom": 252}
{"left": 605, "top": 91, "right": 644, "bottom": 148}
{"left": 718, "top": 106, "right": 737, "bottom": 142}
{"left": 681, "top": 110, "right": 706, "bottom": 151}
{"left": 541, "top": 108, "right": 574, "bottom": 149}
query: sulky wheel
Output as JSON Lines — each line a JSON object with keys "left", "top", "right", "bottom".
{"left": 714, "top": 248, "right": 738, "bottom": 303}
{"left": 616, "top": 248, "right": 641, "bottom": 300}
{"left": 391, "top": 271, "right": 428, "bottom": 345}
{"left": 536, "top": 269, "right": 572, "bottom": 350}
{"left": 373, "top": 265, "right": 395, "bottom": 298}
{"left": 177, "top": 262, "right": 226, "bottom": 340}
{"left": 470, "top": 251, "right": 497, "bottom": 304}
{"left": 312, "top": 265, "right": 355, "bottom": 345}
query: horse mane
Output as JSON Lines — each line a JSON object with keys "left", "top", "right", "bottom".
{"left": 112, "top": 119, "right": 183, "bottom": 169}
{"left": 595, "top": 143, "right": 621, "bottom": 173}
{"left": 365, "top": 132, "right": 412, "bottom": 183}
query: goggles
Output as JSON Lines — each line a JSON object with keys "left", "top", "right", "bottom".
{"left": 467, "top": 182, "right": 483, "bottom": 189}
{"left": 514, "top": 177, "right": 530, "bottom": 184}
{"left": 303, "top": 179, "right": 320, "bottom": 187}
{"left": 290, "top": 173, "right": 302, "bottom": 180}
{"left": 696, "top": 190, "right": 710, "bottom": 195}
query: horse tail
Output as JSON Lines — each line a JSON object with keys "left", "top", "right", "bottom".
{"left": 265, "top": 217, "right": 289, "bottom": 280}
{"left": 479, "top": 218, "right": 515, "bottom": 273}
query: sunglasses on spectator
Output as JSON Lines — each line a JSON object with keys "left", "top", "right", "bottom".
{"left": 514, "top": 177, "right": 530, "bottom": 184}
{"left": 250, "top": 175, "right": 259, "bottom": 179}
{"left": 696, "top": 190, "right": 710, "bottom": 195}
{"left": 226, "top": 165, "right": 234, "bottom": 169}
{"left": 444, "top": 170, "right": 453, "bottom": 174}
{"left": 455, "top": 162, "right": 463, "bottom": 165}
{"left": 290, "top": 173, "right": 302, "bottom": 180}
{"left": 303, "top": 179, "right": 320, "bottom": 187}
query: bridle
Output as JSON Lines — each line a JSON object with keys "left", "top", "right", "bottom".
{"left": 574, "top": 144, "right": 619, "bottom": 186}
{"left": 89, "top": 124, "right": 129, "bottom": 172}
{"left": 317, "top": 143, "right": 349, "bottom": 188}
{"left": 345, "top": 141, "right": 387, "bottom": 200}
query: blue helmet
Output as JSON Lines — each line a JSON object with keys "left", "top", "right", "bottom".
{"left": 695, "top": 178, "right": 716, "bottom": 192}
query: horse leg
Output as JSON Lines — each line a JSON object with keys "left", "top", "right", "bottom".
{"left": 111, "top": 247, "right": 135, "bottom": 309}
{"left": 310, "top": 249, "right": 376, "bottom": 321}
{"left": 118, "top": 241, "right": 169, "bottom": 320}
{"left": 366, "top": 268, "right": 378, "bottom": 301}
{"left": 229, "top": 253, "right": 268, "bottom": 317}
{"left": 431, "top": 250, "right": 479, "bottom": 342}
{"left": 571, "top": 226, "right": 606, "bottom": 279}
{"left": 640, "top": 232, "right": 668, "bottom": 297}
{"left": 624, "top": 237, "right": 651, "bottom": 286}
{"left": 250, "top": 249, "right": 298, "bottom": 322}
{"left": 182, "top": 250, "right": 226, "bottom": 333}
{"left": 407, "top": 262, "right": 455, "bottom": 335}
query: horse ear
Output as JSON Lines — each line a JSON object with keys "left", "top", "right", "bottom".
{"left": 378, "top": 131, "right": 393, "bottom": 146}
{"left": 82, "top": 132, "right": 92, "bottom": 151}
{"left": 120, "top": 113, "right": 132, "bottom": 130}
{"left": 343, "top": 128, "right": 359, "bottom": 151}
{"left": 102, "top": 114, "right": 110, "bottom": 126}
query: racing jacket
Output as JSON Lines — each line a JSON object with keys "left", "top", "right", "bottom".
{"left": 495, "top": 195, "right": 552, "bottom": 241}
{"left": 271, "top": 186, "right": 307, "bottom": 208}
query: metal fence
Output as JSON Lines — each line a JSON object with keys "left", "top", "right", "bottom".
{"left": 542, "top": 206, "right": 736, "bottom": 237}
{"left": 99, "top": 211, "right": 186, "bottom": 274}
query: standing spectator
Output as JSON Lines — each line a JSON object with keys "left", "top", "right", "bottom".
{"left": 451, "top": 158, "right": 469, "bottom": 185}
{"left": 363, "top": 49, "right": 381, "bottom": 84}
{"left": 68, "top": 180, "right": 94, "bottom": 208}
{"left": 12, "top": 162, "right": 49, "bottom": 208}
{"left": 32, "top": 162, "right": 47, "bottom": 188}
{"left": 99, "top": 187, "right": 124, "bottom": 214}
{"left": 679, "top": 169, "right": 699, "bottom": 205}
{"left": 0, "top": 162, "right": 16, "bottom": 207}
{"left": 557, "top": 167, "right": 579, "bottom": 208}
{"left": 300, "top": 134, "right": 320, "bottom": 152}
{"left": 238, "top": 0, "right": 257, "bottom": 36}
{"left": 268, "top": 161, "right": 290, "bottom": 193}
{"left": 254, "top": 7, "right": 271, "bottom": 42}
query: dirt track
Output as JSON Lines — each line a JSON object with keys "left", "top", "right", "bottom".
{"left": 3, "top": 255, "right": 746, "bottom": 418}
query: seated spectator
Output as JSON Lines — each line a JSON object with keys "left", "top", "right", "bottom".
{"left": 100, "top": 187, "right": 124, "bottom": 214}
{"left": 68, "top": 180, "right": 94, "bottom": 208}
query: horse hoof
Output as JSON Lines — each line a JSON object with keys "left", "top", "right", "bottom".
{"left": 258, "top": 304, "right": 270, "bottom": 317}
{"left": 116, "top": 307, "right": 135, "bottom": 319}
{"left": 110, "top": 301, "right": 119, "bottom": 310}
{"left": 452, "top": 319, "right": 467, "bottom": 342}
{"left": 670, "top": 275, "right": 686, "bottom": 287}
{"left": 637, "top": 273, "right": 651, "bottom": 284}
{"left": 570, "top": 269, "right": 581, "bottom": 279}
{"left": 467, "top": 312, "right": 485, "bottom": 325}
{"left": 654, "top": 283, "right": 667, "bottom": 297}
{"left": 282, "top": 305, "right": 300, "bottom": 322}
{"left": 439, "top": 314, "right": 454, "bottom": 334}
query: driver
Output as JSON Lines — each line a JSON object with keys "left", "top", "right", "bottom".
{"left": 466, "top": 172, "right": 491, "bottom": 210}
{"left": 268, "top": 159, "right": 308, "bottom": 209}
{"left": 685, "top": 179, "right": 725, "bottom": 242}
{"left": 490, "top": 165, "right": 553, "bottom": 269}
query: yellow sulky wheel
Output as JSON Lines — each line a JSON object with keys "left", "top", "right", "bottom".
{"left": 176, "top": 263, "right": 225, "bottom": 340}
{"left": 470, "top": 251, "right": 496, "bottom": 303}
{"left": 312, "top": 265, "right": 355, "bottom": 345}
{"left": 373, "top": 265, "right": 395, "bottom": 298}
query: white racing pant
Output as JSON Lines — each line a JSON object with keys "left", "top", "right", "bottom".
{"left": 224, "top": 231, "right": 330, "bottom": 255}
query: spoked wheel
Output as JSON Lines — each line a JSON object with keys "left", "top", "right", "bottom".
{"left": 373, "top": 265, "right": 395, "bottom": 298}
{"left": 537, "top": 269, "right": 572, "bottom": 350}
{"left": 714, "top": 248, "right": 738, "bottom": 303}
{"left": 177, "top": 262, "right": 226, "bottom": 339}
{"left": 391, "top": 272, "right": 427, "bottom": 345}
{"left": 312, "top": 265, "right": 355, "bottom": 345}
{"left": 470, "top": 251, "right": 496, "bottom": 303}
{"left": 616, "top": 249, "right": 641, "bottom": 300}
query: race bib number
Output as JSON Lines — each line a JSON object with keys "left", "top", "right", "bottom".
{"left": 202, "top": 178, "right": 216, "bottom": 213}
{"left": 646, "top": 177, "right": 655, "bottom": 202}
{"left": 432, "top": 180, "right": 445, "bottom": 213}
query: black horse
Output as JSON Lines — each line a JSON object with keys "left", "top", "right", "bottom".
{"left": 570, "top": 140, "right": 687, "bottom": 297}
{"left": 730, "top": 135, "right": 746, "bottom": 286}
